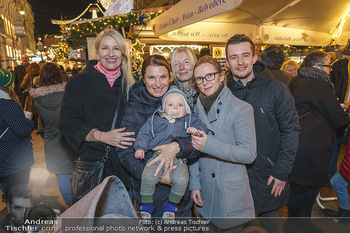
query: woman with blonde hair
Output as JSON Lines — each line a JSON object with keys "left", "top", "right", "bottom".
{"left": 171, "top": 47, "right": 198, "bottom": 109}
{"left": 281, "top": 60, "right": 298, "bottom": 78}
{"left": 59, "top": 28, "right": 135, "bottom": 203}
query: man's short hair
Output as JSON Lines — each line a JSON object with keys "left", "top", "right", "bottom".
{"left": 8, "top": 185, "right": 29, "bottom": 205}
{"left": 225, "top": 34, "right": 256, "bottom": 58}
{"left": 261, "top": 46, "right": 285, "bottom": 69}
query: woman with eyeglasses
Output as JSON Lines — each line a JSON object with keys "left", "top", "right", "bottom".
{"left": 189, "top": 56, "right": 257, "bottom": 232}
{"left": 288, "top": 50, "right": 349, "bottom": 217}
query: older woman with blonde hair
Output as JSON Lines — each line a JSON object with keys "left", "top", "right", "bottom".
{"left": 171, "top": 47, "right": 198, "bottom": 109}
{"left": 281, "top": 60, "right": 299, "bottom": 78}
{"left": 59, "top": 28, "right": 135, "bottom": 203}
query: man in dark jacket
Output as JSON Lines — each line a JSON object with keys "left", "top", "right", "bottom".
{"left": 329, "top": 40, "right": 350, "bottom": 178}
{"left": 261, "top": 45, "right": 293, "bottom": 87}
{"left": 330, "top": 40, "right": 350, "bottom": 104}
{"left": 13, "top": 54, "right": 30, "bottom": 107}
{"left": 225, "top": 34, "right": 300, "bottom": 233}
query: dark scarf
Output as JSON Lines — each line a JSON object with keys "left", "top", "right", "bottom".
{"left": 299, "top": 66, "right": 334, "bottom": 89}
{"left": 199, "top": 82, "right": 225, "bottom": 115}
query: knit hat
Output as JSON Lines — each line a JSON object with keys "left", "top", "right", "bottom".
{"left": 0, "top": 68, "right": 13, "bottom": 88}
{"left": 161, "top": 86, "right": 191, "bottom": 115}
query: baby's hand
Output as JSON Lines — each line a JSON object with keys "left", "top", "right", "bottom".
{"left": 135, "top": 150, "right": 145, "bottom": 159}
{"left": 187, "top": 127, "right": 200, "bottom": 136}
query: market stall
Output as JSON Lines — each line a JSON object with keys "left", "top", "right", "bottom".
{"left": 150, "top": 0, "right": 350, "bottom": 46}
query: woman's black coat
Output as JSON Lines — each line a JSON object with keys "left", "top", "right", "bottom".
{"left": 289, "top": 74, "right": 349, "bottom": 186}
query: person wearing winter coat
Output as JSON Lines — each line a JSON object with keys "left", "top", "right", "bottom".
{"left": 328, "top": 42, "right": 350, "bottom": 180}
{"left": 261, "top": 45, "right": 293, "bottom": 87}
{"left": 58, "top": 29, "right": 135, "bottom": 204}
{"left": 118, "top": 55, "right": 196, "bottom": 218}
{"left": 190, "top": 56, "right": 256, "bottom": 232}
{"left": 324, "top": 104, "right": 350, "bottom": 218}
{"left": 21, "top": 62, "right": 41, "bottom": 129}
{"left": 13, "top": 54, "right": 30, "bottom": 107}
{"left": 225, "top": 34, "right": 300, "bottom": 233}
{"left": 327, "top": 124, "right": 350, "bottom": 217}
{"left": 289, "top": 50, "right": 349, "bottom": 217}
{"left": 29, "top": 63, "right": 75, "bottom": 206}
{"left": 134, "top": 86, "right": 208, "bottom": 219}
{"left": 0, "top": 68, "right": 34, "bottom": 202}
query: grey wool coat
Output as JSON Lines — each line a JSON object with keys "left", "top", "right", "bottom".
{"left": 189, "top": 84, "right": 257, "bottom": 229}
{"left": 30, "top": 83, "right": 75, "bottom": 174}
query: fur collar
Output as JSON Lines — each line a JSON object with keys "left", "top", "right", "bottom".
{"left": 29, "top": 83, "right": 66, "bottom": 98}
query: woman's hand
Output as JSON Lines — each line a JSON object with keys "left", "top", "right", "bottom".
{"left": 147, "top": 142, "right": 180, "bottom": 177}
{"left": 191, "top": 129, "right": 207, "bottom": 151}
{"left": 100, "top": 127, "right": 135, "bottom": 149}
{"left": 191, "top": 190, "right": 203, "bottom": 207}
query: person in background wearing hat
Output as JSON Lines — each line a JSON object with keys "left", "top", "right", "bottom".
{"left": 134, "top": 86, "right": 208, "bottom": 219}
{"left": 14, "top": 54, "right": 30, "bottom": 108}
{"left": 328, "top": 39, "right": 350, "bottom": 180}
{"left": 0, "top": 68, "right": 34, "bottom": 203}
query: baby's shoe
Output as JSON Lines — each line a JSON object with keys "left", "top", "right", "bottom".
{"left": 140, "top": 203, "right": 154, "bottom": 219}
{"left": 162, "top": 200, "right": 178, "bottom": 220}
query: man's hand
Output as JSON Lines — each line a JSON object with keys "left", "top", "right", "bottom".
{"left": 267, "top": 175, "right": 286, "bottom": 197}
{"left": 147, "top": 142, "right": 180, "bottom": 177}
{"left": 191, "top": 190, "right": 204, "bottom": 206}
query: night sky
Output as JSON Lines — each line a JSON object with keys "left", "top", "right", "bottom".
{"left": 27, "top": 0, "right": 101, "bottom": 38}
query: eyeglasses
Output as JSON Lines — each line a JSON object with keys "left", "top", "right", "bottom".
{"left": 195, "top": 72, "right": 219, "bottom": 84}
{"left": 318, "top": 64, "right": 332, "bottom": 69}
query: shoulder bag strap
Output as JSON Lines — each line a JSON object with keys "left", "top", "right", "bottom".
{"left": 104, "top": 91, "right": 122, "bottom": 160}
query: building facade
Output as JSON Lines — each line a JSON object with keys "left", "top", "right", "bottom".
{"left": 0, "top": 0, "right": 36, "bottom": 69}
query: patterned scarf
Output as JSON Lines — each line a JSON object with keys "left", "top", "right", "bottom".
{"left": 94, "top": 62, "right": 121, "bottom": 87}
{"left": 299, "top": 66, "right": 334, "bottom": 89}
{"left": 174, "top": 78, "right": 197, "bottom": 109}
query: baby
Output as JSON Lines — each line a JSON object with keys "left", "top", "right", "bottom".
{"left": 134, "top": 86, "right": 208, "bottom": 219}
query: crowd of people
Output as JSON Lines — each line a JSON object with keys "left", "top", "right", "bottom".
{"left": 1, "top": 28, "right": 350, "bottom": 233}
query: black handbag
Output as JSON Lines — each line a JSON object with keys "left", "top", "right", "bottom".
{"left": 71, "top": 96, "right": 121, "bottom": 204}
{"left": 71, "top": 151, "right": 110, "bottom": 204}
